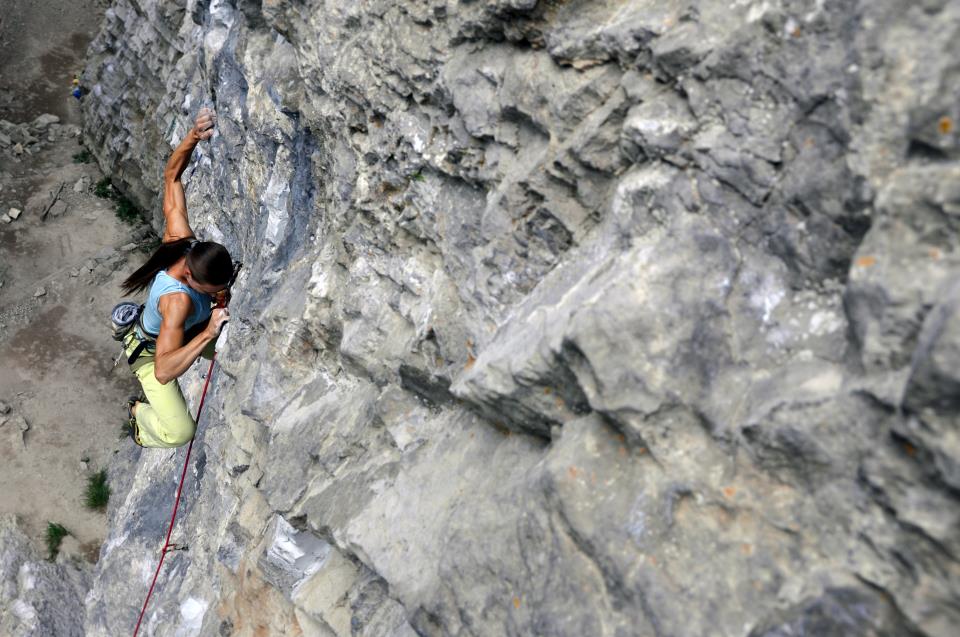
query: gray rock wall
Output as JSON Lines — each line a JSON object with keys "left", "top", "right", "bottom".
{"left": 77, "top": 0, "right": 959, "bottom": 635}
{"left": 0, "top": 516, "right": 91, "bottom": 637}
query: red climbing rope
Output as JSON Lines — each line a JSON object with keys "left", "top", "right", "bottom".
{"left": 132, "top": 351, "right": 216, "bottom": 637}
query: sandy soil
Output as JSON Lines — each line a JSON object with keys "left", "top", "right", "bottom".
{"left": 0, "top": 0, "right": 147, "bottom": 561}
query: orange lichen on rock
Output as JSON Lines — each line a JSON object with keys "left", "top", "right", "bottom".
{"left": 855, "top": 255, "right": 877, "bottom": 268}
{"left": 939, "top": 116, "right": 953, "bottom": 135}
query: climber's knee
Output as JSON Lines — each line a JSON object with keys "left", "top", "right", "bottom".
{"left": 158, "top": 414, "right": 196, "bottom": 447}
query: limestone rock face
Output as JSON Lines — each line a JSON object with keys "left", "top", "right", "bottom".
{"left": 0, "top": 516, "right": 91, "bottom": 637}
{"left": 73, "top": 0, "right": 959, "bottom": 635}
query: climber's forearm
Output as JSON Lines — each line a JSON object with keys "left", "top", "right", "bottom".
{"left": 154, "top": 328, "right": 215, "bottom": 385}
{"left": 163, "top": 132, "right": 200, "bottom": 182}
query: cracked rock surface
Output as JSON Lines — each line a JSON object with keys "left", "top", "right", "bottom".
{"left": 71, "top": 0, "right": 960, "bottom": 635}
{"left": 0, "top": 516, "right": 91, "bottom": 637}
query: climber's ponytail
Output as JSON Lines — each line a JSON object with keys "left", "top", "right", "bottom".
{"left": 120, "top": 237, "right": 195, "bottom": 295}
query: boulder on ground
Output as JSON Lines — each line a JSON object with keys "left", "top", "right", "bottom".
{"left": 48, "top": 201, "right": 68, "bottom": 218}
{"left": 73, "top": 176, "right": 90, "bottom": 192}
{"left": 32, "top": 114, "right": 60, "bottom": 128}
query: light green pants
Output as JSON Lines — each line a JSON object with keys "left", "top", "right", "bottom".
{"left": 123, "top": 331, "right": 217, "bottom": 448}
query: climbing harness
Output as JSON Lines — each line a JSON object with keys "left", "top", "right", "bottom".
{"left": 132, "top": 261, "right": 241, "bottom": 637}
{"left": 110, "top": 305, "right": 157, "bottom": 370}
{"left": 110, "top": 302, "right": 151, "bottom": 369}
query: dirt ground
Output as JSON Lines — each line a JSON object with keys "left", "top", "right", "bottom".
{"left": 0, "top": 0, "right": 109, "bottom": 123}
{"left": 0, "top": 0, "right": 148, "bottom": 560}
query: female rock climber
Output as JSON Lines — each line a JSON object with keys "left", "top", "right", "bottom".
{"left": 119, "top": 107, "right": 233, "bottom": 448}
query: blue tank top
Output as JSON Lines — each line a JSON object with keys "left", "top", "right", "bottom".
{"left": 138, "top": 270, "right": 213, "bottom": 337}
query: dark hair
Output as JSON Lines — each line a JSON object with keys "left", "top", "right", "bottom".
{"left": 121, "top": 238, "right": 233, "bottom": 295}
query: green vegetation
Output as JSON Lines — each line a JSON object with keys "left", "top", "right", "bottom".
{"left": 84, "top": 469, "right": 110, "bottom": 510}
{"left": 94, "top": 177, "right": 113, "bottom": 198}
{"left": 93, "top": 177, "right": 144, "bottom": 224}
{"left": 45, "top": 522, "right": 69, "bottom": 560}
{"left": 114, "top": 195, "right": 140, "bottom": 225}
{"left": 72, "top": 149, "right": 93, "bottom": 164}
{"left": 410, "top": 171, "right": 425, "bottom": 182}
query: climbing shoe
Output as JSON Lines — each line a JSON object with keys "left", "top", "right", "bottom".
{"left": 120, "top": 417, "right": 142, "bottom": 445}
{"left": 122, "top": 395, "right": 145, "bottom": 447}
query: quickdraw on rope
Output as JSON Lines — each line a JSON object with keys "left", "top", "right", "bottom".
{"left": 133, "top": 263, "right": 240, "bottom": 637}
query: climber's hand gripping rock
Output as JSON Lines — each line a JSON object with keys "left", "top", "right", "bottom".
{"left": 192, "top": 106, "right": 216, "bottom": 141}
{"left": 204, "top": 308, "right": 229, "bottom": 339}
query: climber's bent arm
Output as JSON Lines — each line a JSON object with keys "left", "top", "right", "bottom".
{"left": 153, "top": 293, "right": 216, "bottom": 385}
{"left": 161, "top": 107, "right": 216, "bottom": 243}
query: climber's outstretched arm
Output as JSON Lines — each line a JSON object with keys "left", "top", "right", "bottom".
{"left": 161, "top": 107, "right": 216, "bottom": 243}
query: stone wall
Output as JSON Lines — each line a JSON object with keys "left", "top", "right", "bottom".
{"left": 75, "top": 0, "right": 959, "bottom": 635}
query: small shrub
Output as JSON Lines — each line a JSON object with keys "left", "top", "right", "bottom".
{"left": 94, "top": 177, "right": 113, "bottom": 198}
{"left": 409, "top": 171, "right": 425, "bottom": 182}
{"left": 45, "top": 523, "right": 69, "bottom": 560}
{"left": 84, "top": 469, "right": 110, "bottom": 510}
{"left": 114, "top": 195, "right": 141, "bottom": 225}
{"left": 72, "top": 149, "right": 93, "bottom": 164}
